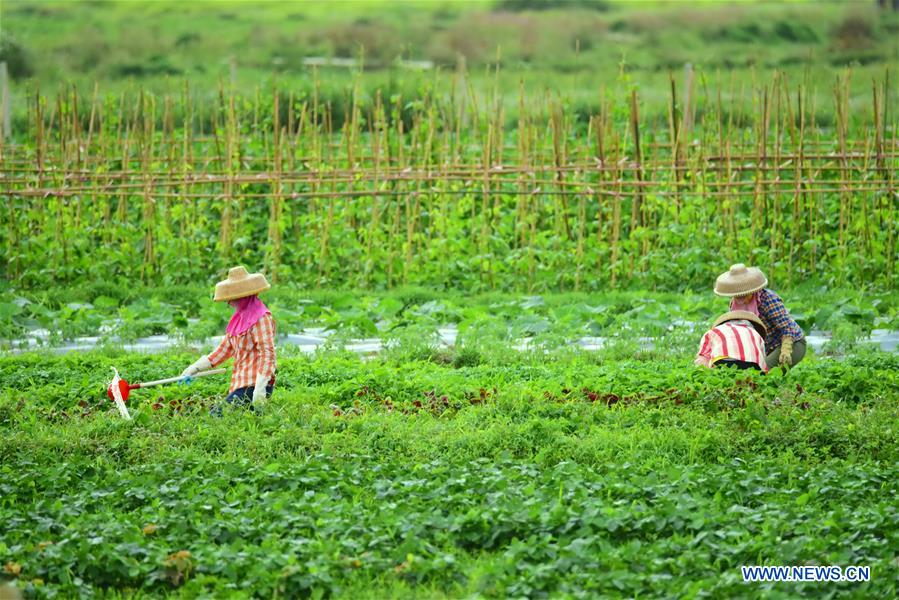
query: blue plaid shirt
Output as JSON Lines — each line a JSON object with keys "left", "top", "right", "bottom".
{"left": 757, "top": 289, "right": 804, "bottom": 351}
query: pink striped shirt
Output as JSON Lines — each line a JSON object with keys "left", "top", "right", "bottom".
{"left": 694, "top": 322, "right": 768, "bottom": 372}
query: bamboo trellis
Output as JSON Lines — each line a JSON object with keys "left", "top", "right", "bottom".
{"left": 1, "top": 72, "right": 896, "bottom": 291}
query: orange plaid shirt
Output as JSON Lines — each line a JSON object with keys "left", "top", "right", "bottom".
{"left": 207, "top": 313, "right": 277, "bottom": 392}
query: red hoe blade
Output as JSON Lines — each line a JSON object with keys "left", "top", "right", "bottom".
{"left": 107, "top": 377, "right": 136, "bottom": 402}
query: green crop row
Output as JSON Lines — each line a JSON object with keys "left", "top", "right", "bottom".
{"left": 2, "top": 455, "right": 897, "bottom": 598}
{"left": 2, "top": 350, "right": 897, "bottom": 457}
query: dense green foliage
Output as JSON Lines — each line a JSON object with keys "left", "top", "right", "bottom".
{"left": 1, "top": 286, "right": 894, "bottom": 349}
{"left": 2, "top": 349, "right": 898, "bottom": 597}
{"left": 3, "top": 1, "right": 898, "bottom": 597}
{"left": 4, "top": 69, "right": 896, "bottom": 293}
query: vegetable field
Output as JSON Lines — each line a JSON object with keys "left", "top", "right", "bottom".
{"left": 3, "top": 2, "right": 899, "bottom": 598}
{"left": 2, "top": 287, "right": 898, "bottom": 597}
{"left": 2, "top": 346, "right": 899, "bottom": 598}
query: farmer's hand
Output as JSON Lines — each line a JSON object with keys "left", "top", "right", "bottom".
{"left": 251, "top": 374, "right": 269, "bottom": 413}
{"left": 779, "top": 337, "right": 794, "bottom": 370}
{"left": 181, "top": 355, "right": 212, "bottom": 378}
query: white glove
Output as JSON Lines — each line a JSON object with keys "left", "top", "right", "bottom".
{"left": 251, "top": 373, "right": 269, "bottom": 410}
{"left": 181, "top": 355, "right": 212, "bottom": 378}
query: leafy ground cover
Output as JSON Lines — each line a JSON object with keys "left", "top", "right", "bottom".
{"left": 1, "top": 346, "right": 897, "bottom": 597}
{"left": 1, "top": 287, "right": 895, "bottom": 350}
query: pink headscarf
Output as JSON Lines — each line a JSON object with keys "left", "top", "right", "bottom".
{"left": 730, "top": 291, "right": 760, "bottom": 316}
{"left": 226, "top": 295, "right": 271, "bottom": 336}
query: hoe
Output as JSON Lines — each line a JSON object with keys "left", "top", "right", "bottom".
{"left": 106, "top": 366, "right": 226, "bottom": 419}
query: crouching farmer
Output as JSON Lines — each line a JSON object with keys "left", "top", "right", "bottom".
{"left": 182, "top": 266, "right": 276, "bottom": 415}
{"left": 695, "top": 310, "right": 768, "bottom": 372}
{"left": 714, "top": 263, "right": 805, "bottom": 369}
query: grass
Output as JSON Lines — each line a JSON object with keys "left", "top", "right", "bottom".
{"left": 2, "top": 0, "right": 897, "bottom": 122}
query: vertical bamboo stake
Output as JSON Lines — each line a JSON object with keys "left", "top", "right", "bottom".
{"left": 887, "top": 106, "right": 896, "bottom": 285}
{"left": 835, "top": 74, "right": 850, "bottom": 272}
{"left": 514, "top": 80, "right": 527, "bottom": 250}
{"left": 628, "top": 89, "right": 644, "bottom": 279}
{"left": 387, "top": 96, "right": 404, "bottom": 289}
{"left": 682, "top": 62, "right": 694, "bottom": 143}
{"left": 85, "top": 83, "right": 101, "bottom": 243}
{"left": 807, "top": 85, "right": 820, "bottom": 275}
{"left": 789, "top": 85, "right": 805, "bottom": 285}
{"left": 268, "top": 90, "right": 283, "bottom": 282}
{"left": 180, "top": 81, "right": 192, "bottom": 233}
{"left": 161, "top": 94, "right": 175, "bottom": 229}
{"left": 0, "top": 61, "right": 10, "bottom": 146}
{"left": 231, "top": 91, "right": 245, "bottom": 230}
{"left": 481, "top": 95, "right": 495, "bottom": 289}
{"left": 752, "top": 85, "right": 769, "bottom": 249}
{"left": 404, "top": 104, "right": 431, "bottom": 285}
{"left": 594, "top": 93, "right": 607, "bottom": 253}
{"left": 6, "top": 189, "right": 18, "bottom": 278}
{"left": 725, "top": 138, "right": 736, "bottom": 262}
{"left": 294, "top": 101, "right": 307, "bottom": 250}
{"left": 54, "top": 93, "right": 66, "bottom": 267}
{"left": 320, "top": 102, "right": 334, "bottom": 279}
{"left": 669, "top": 72, "right": 681, "bottom": 219}
{"left": 518, "top": 86, "right": 535, "bottom": 285}
{"left": 4, "top": 65, "right": 16, "bottom": 273}
{"left": 69, "top": 85, "right": 84, "bottom": 230}
{"left": 311, "top": 101, "right": 325, "bottom": 286}
{"left": 364, "top": 92, "right": 383, "bottom": 287}
{"left": 117, "top": 109, "right": 131, "bottom": 238}
{"left": 34, "top": 89, "right": 45, "bottom": 234}
{"left": 550, "top": 98, "right": 571, "bottom": 245}
{"left": 715, "top": 78, "right": 733, "bottom": 261}
{"left": 140, "top": 92, "right": 157, "bottom": 282}
{"left": 610, "top": 127, "right": 622, "bottom": 289}
{"left": 218, "top": 82, "right": 233, "bottom": 256}
{"left": 771, "top": 74, "right": 783, "bottom": 271}
{"left": 575, "top": 164, "right": 586, "bottom": 292}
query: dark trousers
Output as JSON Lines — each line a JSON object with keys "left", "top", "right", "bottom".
{"left": 714, "top": 358, "right": 762, "bottom": 371}
{"left": 211, "top": 381, "right": 275, "bottom": 416}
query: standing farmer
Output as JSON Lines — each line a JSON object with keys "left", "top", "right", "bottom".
{"left": 714, "top": 264, "right": 805, "bottom": 369}
{"left": 182, "top": 266, "right": 277, "bottom": 413}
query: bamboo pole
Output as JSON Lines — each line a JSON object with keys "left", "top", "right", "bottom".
{"left": 268, "top": 90, "right": 283, "bottom": 282}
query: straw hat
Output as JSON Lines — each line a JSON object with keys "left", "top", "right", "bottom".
{"left": 714, "top": 310, "right": 767, "bottom": 338}
{"left": 213, "top": 266, "right": 271, "bottom": 302}
{"left": 714, "top": 263, "right": 768, "bottom": 297}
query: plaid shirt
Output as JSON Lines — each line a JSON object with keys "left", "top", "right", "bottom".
{"left": 757, "top": 289, "right": 803, "bottom": 351}
{"left": 207, "top": 313, "right": 276, "bottom": 392}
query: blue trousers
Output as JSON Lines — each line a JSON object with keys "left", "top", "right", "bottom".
{"left": 211, "top": 381, "right": 274, "bottom": 416}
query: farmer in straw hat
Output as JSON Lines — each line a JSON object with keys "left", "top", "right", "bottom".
{"left": 714, "top": 264, "right": 806, "bottom": 369}
{"left": 695, "top": 310, "right": 769, "bottom": 372}
{"left": 182, "top": 266, "right": 277, "bottom": 414}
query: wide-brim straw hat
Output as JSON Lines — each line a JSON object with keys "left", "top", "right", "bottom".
{"left": 714, "top": 263, "right": 768, "bottom": 297}
{"left": 213, "top": 266, "right": 271, "bottom": 302}
{"left": 714, "top": 310, "right": 767, "bottom": 338}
